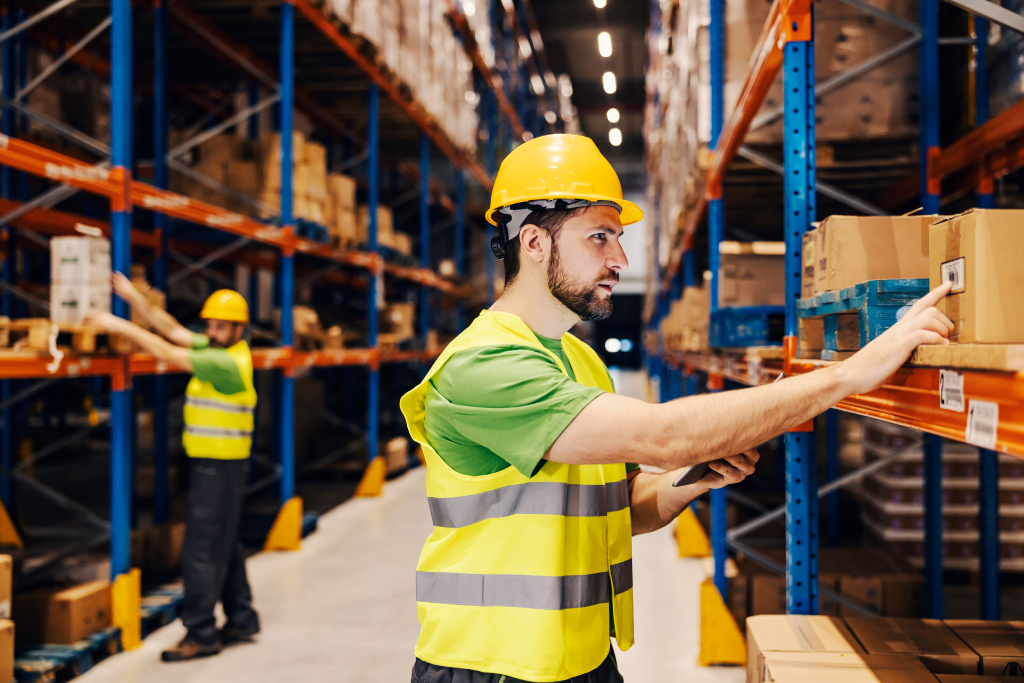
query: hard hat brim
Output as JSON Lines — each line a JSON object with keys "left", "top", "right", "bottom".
{"left": 486, "top": 195, "right": 644, "bottom": 227}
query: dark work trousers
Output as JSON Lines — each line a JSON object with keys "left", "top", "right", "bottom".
{"left": 181, "top": 457, "right": 260, "bottom": 645}
{"left": 412, "top": 649, "right": 624, "bottom": 683}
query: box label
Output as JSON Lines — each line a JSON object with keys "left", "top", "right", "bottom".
{"left": 939, "top": 369, "right": 965, "bottom": 412}
{"left": 941, "top": 257, "right": 966, "bottom": 293}
{"left": 966, "top": 400, "right": 999, "bottom": 449}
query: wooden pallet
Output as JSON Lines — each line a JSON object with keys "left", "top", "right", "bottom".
{"left": 15, "top": 627, "right": 121, "bottom": 683}
{"left": 2, "top": 320, "right": 131, "bottom": 354}
{"left": 140, "top": 584, "right": 185, "bottom": 639}
{"left": 909, "top": 343, "right": 1024, "bottom": 372}
{"left": 709, "top": 306, "right": 785, "bottom": 348}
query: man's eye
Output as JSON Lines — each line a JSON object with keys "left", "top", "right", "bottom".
{"left": 593, "top": 233, "right": 607, "bottom": 241}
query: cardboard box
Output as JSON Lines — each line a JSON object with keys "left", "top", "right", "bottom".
{"left": 226, "top": 160, "right": 260, "bottom": 198}
{"left": 945, "top": 620, "right": 1024, "bottom": 675}
{"left": 50, "top": 236, "right": 111, "bottom": 284}
{"left": 258, "top": 130, "right": 306, "bottom": 191}
{"left": 50, "top": 281, "right": 111, "bottom": 323}
{"left": 357, "top": 206, "right": 394, "bottom": 242}
{"left": 384, "top": 436, "right": 408, "bottom": 474}
{"left": 814, "top": 215, "right": 935, "bottom": 295}
{"left": 13, "top": 580, "right": 111, "bottom": 644}
{"left": 148, "top": 522, "right": 185, "bottom": 570}
{"left": 382, "top": 302, "right": 415, "bottom": 340}
{"left": 0, "top": 557, "right": 10, "bottom": 620}
{"left": 936, "top": 675, "right": 1020, "bottom": 682}
{"left": 333, "top": 209, "right": 358, "bottom": 246}
{"left": 747, "top": 614, "right": 865, "bottom": 683}
{"left": 802, "top": 230, "right": 817, "bottom": 299}
{"left": 845, "top": 618, "right": 979, "bottom": 674}
{"left": 763, "top": 652, "right": 939, "bottom": 683}
{"left": 329, "top": 174, "right": 357, "bottom": 212}
{"left": 0, "top": 620, "right": 12, "bottom": 683}
{"left": 718, "top": 241, "right": 786, "bottom": 307}
{"left": 929, "top": 209, "right": 1024, "bottom": 344}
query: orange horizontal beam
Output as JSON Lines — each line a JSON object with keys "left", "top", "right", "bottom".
{"left": 931, "top": 97, "right": 1024, "bottom": 182}
{"left": 0, "top": 199, "right": 160, "bottom": 251}
{"left": 0, "top": 352, "right": 124, "bottom": 379}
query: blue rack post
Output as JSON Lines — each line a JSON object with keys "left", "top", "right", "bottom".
{"left": 278, "top": 1, "right": 296, "bottom": 503}
{"left": 920, "top": 0, "right": 939, "bottom": 215}
{"left": 454, "top": 168, "right": 465, "bottom": 331}
{"left": 924, "top": 433, "right": 944, "bottom": 618}
{"left": 109, "top": 0, "right": 133, "bottom": 579}
{"left": 419, "top": 133, "right": 431, "bottom": 360}
{"left": 974, "top": 16, "right": 994, "bottom": 209}
{"left": 979, "top": 447, "right": 1000, "bottom": 620}
{"left": 783, "top": 4, "right": 818, "bottom": 615}
{"left": 366, "top": 83, "right": 381, "bottom": 468}
{"left": 151, "top": 0, "right": 171, "bottom": 527}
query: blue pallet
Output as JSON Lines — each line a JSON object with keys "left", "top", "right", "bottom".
{"left": 141, "top": 584, "right": 185, "bottom": 639}
{"left": 798, "top": 279, "right": 929, "bottom": 350}
{"left": 295, "top": 218, "right": 330, "bottom": 243}
{"left": 709, "top": 306, "right": 785, "bottom": 348}
{"left": 15, "top": 627, "right": 122, "bottom": 683}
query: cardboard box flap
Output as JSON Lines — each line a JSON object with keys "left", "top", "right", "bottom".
{"left": 846, "top": 618, "right": 976, "bottom": 657}
{"left": 945, "top": 621, "right": 1024, "bottom": 656}
{"left": 764, "top": 652, "right": 939, "bottom": 683}
{"left": 748, "top": 614, "right": 865, "bottom": 653}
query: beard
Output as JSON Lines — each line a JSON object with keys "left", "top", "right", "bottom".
{"left": 547, "top": 241, "right": 616, "bottom": 322}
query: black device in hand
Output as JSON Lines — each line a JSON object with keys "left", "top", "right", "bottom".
{"left": 671, "top": 461, "right": 711, "bottom": 488}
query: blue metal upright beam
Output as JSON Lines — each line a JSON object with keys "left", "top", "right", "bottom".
{"left": 109, "top": 0, "right": 133, "bottom": 580}
{"left": 454, "top": 168, "right": 466, "bottom": 331}
{"left": 419, "top": 134, "right": 431, "bottom": 354}
{"left": 783, "top": 9, "right": 818, "bottom": 615}
{"left": 975, "top": 16, "right": 994, "bottom": 209}
{"left": 367, "top": 83, "right": 380, "bottom": 467}
{"left": 278, "top": 1, "right": 296, "bottom": 503}
{"left": 979, "top": 447, "right": 1000, "bottom": 619}
{"left": 924, "top": 433, "right": 944, "bottom": 618}
{"left": 920, "top": 0, "right": 940, "bottom": 214}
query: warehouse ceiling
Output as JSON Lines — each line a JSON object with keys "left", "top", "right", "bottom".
{"left": 532, "top": 0, "right": 650, "bottom": 190}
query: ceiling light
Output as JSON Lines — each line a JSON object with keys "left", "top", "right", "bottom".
{"left": 544, "top": 110, "right": 557, "bottom": 125}
{"left": 607, "top": 107, "right": 620, "bottom": 123}
{"left": 522, "top": 131, "right": 534, "bottom": 142}
{"left": 602, "top": 72, "right": 617, "bottom": 94}
{"left": 604, "top": 338, "right": 621, "bottom": 353}
{"left": 531, "top": 74, "right": 545, "bottom": 96}
{"left": 594, "top": 0, "right": 607, "bottom": 7}
{"left": 518, "top": 36, "right": 532, "bottom": 59}
{"left": 598, "top": 31, "right": 612, "bottom": 58}
{"left": 559, "top": 74, "right": 573, "bottom": 97}
{"left": 609, "top": 128, "right": 622, "bottom": 146}
{"left": 462, "top": 0, "right": 476, "bottom": 17}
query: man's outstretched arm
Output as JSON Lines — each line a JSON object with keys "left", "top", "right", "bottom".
{"left": 85, "top": 312, "right": 193, "bottom": 372}
{"left": 549, "top": 282, "right": 954, "bottom": 472}
{"left": 110, "top": 272, "right": 194, "bottom": 347}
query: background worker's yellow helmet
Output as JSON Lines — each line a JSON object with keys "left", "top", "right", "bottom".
{"left": 200, "top": 289, "right": 249, "bottom": 323}
{"left": 486, "top": 134, "right": 643, "bottom": 259}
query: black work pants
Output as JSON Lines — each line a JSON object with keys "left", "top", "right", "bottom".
{"left": 412, "top": 649, "right": 624, "bottom": 683}
{"left": 181, "top": 457, "right": 260, "bottom": 645}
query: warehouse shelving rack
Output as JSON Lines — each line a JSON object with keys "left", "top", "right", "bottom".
{"left": 646, "top": 0, "right": 1024, "bottom": 625}
{"left": 0, "top": 0, "right": 552, "bottom": 639}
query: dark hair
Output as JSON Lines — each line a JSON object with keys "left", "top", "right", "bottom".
{"left": 503, "top": 208, "right": 586, "bottom": 287}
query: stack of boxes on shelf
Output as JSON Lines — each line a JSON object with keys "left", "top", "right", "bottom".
{"left": 661, "top": 285, "right": 709, "bottom": 353}
{"left": 257, "top": 131, "right": 329, "bottom": 227}
{"left": 324, "top": 0, "right": 481, "bottom": 152}
{"left": 357, "top": 205, "right": 411, "bottom": 256}
{"left": 49, "top": 233, "right": 111, "bottom": 324}
{"left": 746, "top": 613, "right": 1024, "bottom": 682}
{"left": 379, "top": 302, "right": 415, "bottom": 351}
{"left": 860, "top": 421, "right": 1024, "bottom": 572}
{"left": 328, "top": 174, "right": 358, "bottom": 250}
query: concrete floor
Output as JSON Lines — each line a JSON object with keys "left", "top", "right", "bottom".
{"left": 81, "top": 369, "right": 742, "bottom": 682}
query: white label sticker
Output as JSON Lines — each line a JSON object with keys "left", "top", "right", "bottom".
{"left": 939, "top": 369, "right": 965, "bottom": 412}
{"left": 966, "top": 400, "right": 999, "bottom": 449}
{"left": 941, "top": 257, "right": 966, "bottom": 293}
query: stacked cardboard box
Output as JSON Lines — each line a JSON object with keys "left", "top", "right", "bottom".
{"left": 357, "top": 205, "right": 411, "bottom": 256}
{"left": 328, "top": 174, "right": 358, "bottom": 249}
{"left": 381, "top": 302, "right": 415, "bottom": 341}
{"left": 13, "top": 580, "right": 111, "bottom": 644}
{"left": 718, "top": 241, "right": 786, "bottom": 308}
{"left": 50, "top": 234, "right": 111, "bottom": 324}
{"left": 661, "top": 285, "right": 709, "bottom": 353}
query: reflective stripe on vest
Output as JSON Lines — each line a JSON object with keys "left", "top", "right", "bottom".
{"left": 400, "top": 310, "right": 634, "bottom": 682}
{"left": 182, "top": 340, "right": 257, "bottom": 460}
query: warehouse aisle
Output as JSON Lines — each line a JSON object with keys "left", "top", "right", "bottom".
{"left": 82, "top": 371, "right": 741, "bottom": 683}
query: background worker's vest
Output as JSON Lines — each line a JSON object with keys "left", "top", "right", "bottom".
{"left": 182, "top": 340, "right": 257, "bottom": 459}
{"left": 400, "top": 310, "right": 634, "bottom": 682}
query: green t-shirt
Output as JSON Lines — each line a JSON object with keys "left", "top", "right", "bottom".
{"left": 424, "top": 332, "right": 640, "bottom": 477}
{"left": 188, "top": 333, "right": 246, "bottom": 395}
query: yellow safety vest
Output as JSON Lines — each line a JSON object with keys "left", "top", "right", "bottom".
{"left": 400, "top": 310, "right": 634, "bottom": 682}
{"left": 182, "top": 340, "right": 257, "bottom": 459}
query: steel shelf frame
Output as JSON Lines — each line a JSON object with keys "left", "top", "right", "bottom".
{"left": 650, "top": 0, "right": 1020, "bottom": 621}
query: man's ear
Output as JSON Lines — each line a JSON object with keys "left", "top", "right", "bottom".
{"left": 519, "top": 224, "right": 549, "bottom": 265}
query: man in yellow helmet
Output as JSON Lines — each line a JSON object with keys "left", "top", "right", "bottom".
{"left": 87, "top": 274, "right": 260, "bottom": 662}
{"left": 401, "top": 134, "right": 952, "bottom": 682}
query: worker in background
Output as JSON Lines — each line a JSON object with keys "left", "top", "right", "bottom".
{"left": 400, "top": 134, "right": 953, "bottom": 683}
{"left": 87, "top": 277, "right": 261, "bottom": 662}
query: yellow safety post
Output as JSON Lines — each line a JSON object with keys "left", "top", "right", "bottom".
{"left": 264, "top": 496, "right": 303, "bottom": 552}
{"left": 699, "top": 578, "right": 746, "bottom": 667}
{"left": 354, "top": 456, "right": 386, "bottom": 497}
{"left": 0, "top": 499, "right": 23, "bottom": 549}
{"left": 675, "top": 507, "right": 711, "bottom": 558}
{"left": 112, "top": 568, "right": 142, "bottom": 650}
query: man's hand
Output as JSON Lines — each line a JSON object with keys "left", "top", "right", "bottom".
{"left": 83, "top": 311, "right": 126, "bottom": 332}
{"left": 840, "top": 281, "right": 953, "bottom": 395}
{"left": 699, "top": 449, "right": 759, "bottom": 489}
{"left": 111, "top": 272, "right": 146, "bottom": 308}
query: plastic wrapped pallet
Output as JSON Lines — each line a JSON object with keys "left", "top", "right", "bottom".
{"left": 50, "top": 235, "right": 112, "bottom": 324}
{"left": 351, "top": 0, "right": 383, "bottom": 47}
{"left": 328, "top": 0, "right": 352, "bottom": 24}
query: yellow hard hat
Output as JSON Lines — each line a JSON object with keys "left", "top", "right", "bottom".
{"left": 200, "top": 290, "right": 249, "bottom": 323}
{"left": 486, "top": 134, "right": 643, "bottom": 258}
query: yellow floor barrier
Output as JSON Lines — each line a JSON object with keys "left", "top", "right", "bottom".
{"left": 675, "top": 507, "right": 711, "bottom": 558}
{"left": 0, "top": 499, "right": 23, "bottom": 549}
{"left": 112, "top": 568, "right": 142, "bottom": 651}
{"left": 264, "top": 496, "right": 304, "bottom": 551}
{"left": 699, "top": 578, "right": 746, "bottom": 667}
{"left": 354, "top": 456, "right": 386, "bottom": 497}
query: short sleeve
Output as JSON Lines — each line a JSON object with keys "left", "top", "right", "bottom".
{"left": 188, "top": 348, "right": 246, "bottom": 395}
{"left": 433, "top": 346, "right": 606, "bottom": 477}
{"left": 191, "top": 333, "right": 211, "bottom": 350}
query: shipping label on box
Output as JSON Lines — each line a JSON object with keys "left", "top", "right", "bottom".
{"left": 929, "top": 209, "right": 1024, "bottom": 344}
{"left": 51, "top": 236, "right": 111, "bottom": 284}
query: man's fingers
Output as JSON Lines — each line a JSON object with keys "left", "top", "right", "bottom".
{"left": 910, "top": 282, "right": 952, "bottom": 314}
{"left": 721, "top": 454, "right": 756, "bottom": 474}
{"left": 927, "top": 307, "right": 954, "bottom": 332}
{"left": 709, "top": 460, "right": 745, "bottom": 481}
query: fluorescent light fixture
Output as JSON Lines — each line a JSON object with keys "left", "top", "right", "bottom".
{"left": 522, "top": 131, "right": 534, "bottom": 141}
{"left": 518, "top": 36, "right": 532, "bottom": 58}
{"left": 602, "top": 71, "right": 617, "bottom": 94}
{"left": 544, "top": 72, "right": 557, "bottom": 89}
{"left": 559, "top": 74, "right": 573, "bottom": 97}
{"left": 462, "top": 0, "right": 476, "bottom": 17}
{"left": 598, "top": 31, "right": 612, "bottom": 57}
{"left": 604, "top": 338, "right": 621, "bottom": 353}
{"left": 544, "top": 110, "right": 557, "bottom": 124}
{"left": 530, "top": 30, "right": 544, "bottom": 52}
{"left": 620, "top": 339, "right": 633, "bottom": 352}
{"left": 594, "top": 0, "right": 607, "bottom": 7}
{"left": 607, "top": 107, "right": 620, "bottom": 123}
{"left": 500, "top": 0, "right": 513, "bottom": 10}
{"left": 609, "top": 127, "right": 622, "bottom": 146}
{"left": 531, "top": 74, "right": 545, "bottom": 96}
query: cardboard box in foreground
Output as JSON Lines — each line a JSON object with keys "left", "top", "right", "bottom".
{"left": 746, "top": 614, "right": 864, "bottom": 683}
{"left": 929, "top": 209, "right": 1024, "bottom": 344}
{"left": 945, "top": 620, "right": 1024, "bottom": 676}
{"left": 13, "top": 580, "right": 111, "bottom": 644}
{"left": 0, "top": 620, "right": 12, "bottom": 683}
{"left": 845, "top": 617, "right": 979, "bottom": 674}
{"left": 763, "top": 652, "right": 938, "bottom": 683}
{"left": 814, "top": 215, "right": 934, "bottom": 295}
